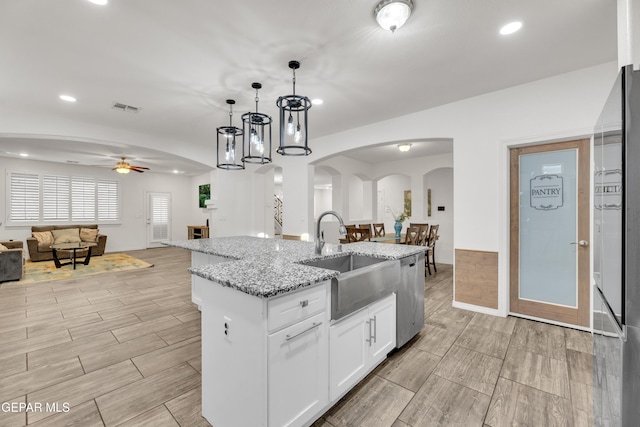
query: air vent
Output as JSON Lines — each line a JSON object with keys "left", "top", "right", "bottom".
{"left": 112, "top": 102, "right": 140, "bottom": 113}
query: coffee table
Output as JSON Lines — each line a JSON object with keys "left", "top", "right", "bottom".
{"left": 50, "top": 242, "right": 98, "bottom": 269}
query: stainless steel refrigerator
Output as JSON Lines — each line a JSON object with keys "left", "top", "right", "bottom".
{"left": 593, "top": 64, "right": 640, "bottom": 426}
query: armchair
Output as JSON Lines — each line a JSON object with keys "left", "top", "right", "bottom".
{"left": 0, "top": 240, "right": 25, "bottom": 283}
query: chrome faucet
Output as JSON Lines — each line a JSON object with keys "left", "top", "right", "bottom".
{"left": 315, "top": 210, "right": 347, "bottom": 255}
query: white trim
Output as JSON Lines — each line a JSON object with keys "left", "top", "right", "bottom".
{"left": 508, "top": 311, "right": 593, "bottom": 333}
{"left": 452, "top": 300, "right": 503, "bottom": 317}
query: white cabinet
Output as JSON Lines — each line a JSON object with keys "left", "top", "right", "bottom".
{"left": 199, "top": 278, "right": 329, "bottom": 427}
{"left": 268, "top": 311, "right": 328, "bottom": 427}
{"left": 198, "top": 272, "right": 397, "bottom": 427}
{"left": 329, "top": 293, "right": 396, "bottom": 401}
{"left": 191, "top": 252, "right": 227, "bottom": 307}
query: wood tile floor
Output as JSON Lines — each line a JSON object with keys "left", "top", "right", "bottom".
{"left": 0, "top": 247, "right": 593, "bottom": 426}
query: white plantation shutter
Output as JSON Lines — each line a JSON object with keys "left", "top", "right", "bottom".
{"left": 150, "top": 193, "right": 170, "bottom": 241}
{"left": 97, "top": 179, "right": 119, "bottom": 221}
{"left": 8, "top": 171, "right": 120, "bottom": 224}
{"left": 71, "top": 177, "right": 96, "bottom": 221}
{"left": 42, "top": 175, "right": 70, "bottom": 221}
{"left": 9, "top": 172, "right": 39, "bottom": 221}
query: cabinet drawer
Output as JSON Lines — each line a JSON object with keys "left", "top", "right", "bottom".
{"left": 268, "top": 284, "right": 327, "bottom": 332}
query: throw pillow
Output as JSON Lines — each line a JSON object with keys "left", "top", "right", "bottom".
{"left": 80, "top": 228, "right": 99, "bottom": 242}
{"left": 0, "top": 243, "right": 7, "bottom": 250}
{"left": 32, "top": 231, "right": 55, "bottom": 246}
{"left": 51, "top": 228, "right": 81, "bottom": 244}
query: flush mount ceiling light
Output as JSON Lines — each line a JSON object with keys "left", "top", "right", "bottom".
{"left": 242, "top": 83, "right": 272, "bottom": 164}
{"left": 277, "top": 60, "right": 312, "bottom": 156}
{"left": 59, "top": 94, "right": 76, "bottom": 102}
{"left": 500, "top": 21, "right": 522, "bottom": 35}
{"left": 397, "top": 144, "right": 412, "bottom": 152}
{"left": 374, "top": 0, "right": 414, "bottom": 33}
{"left": 217, "top": 99, "right": 245, "bottom": 170}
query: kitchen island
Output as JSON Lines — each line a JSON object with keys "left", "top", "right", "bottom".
{"left": 167, "top": 236, "right": 425, "bottom": 427}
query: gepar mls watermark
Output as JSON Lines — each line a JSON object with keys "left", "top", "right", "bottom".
{"left": 1, "top": 402, "right": 70, "bottom": 413}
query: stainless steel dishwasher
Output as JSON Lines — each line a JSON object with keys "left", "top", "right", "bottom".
{"left": 396, "top": 252, "right": 425, "bottom": 347}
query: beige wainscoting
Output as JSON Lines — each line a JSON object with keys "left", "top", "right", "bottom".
{"left": 455, "top": 249, "right": 498, "bottom": 309}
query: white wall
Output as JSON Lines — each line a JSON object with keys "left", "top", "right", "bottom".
{"left": 424, "top": 168, "right": 454, "bottom": 264}
{"left": 314, "top": 188, "right": 332, "bottom": 218}
{"left": 378, "top": 174, "right": 411, "bottom": 230}
{"left": 1, "top": 157, "right": 197, "bottom": 255}
{"left": 302, "top": 61, "right": 617, "bottom": 316}
{"left": 189, "top": 62, "right": 616, "bottom": 316}
{"left": 191, "top": 172, "right": 212, "bottom": 226}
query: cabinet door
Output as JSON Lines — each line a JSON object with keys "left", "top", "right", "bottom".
{"left": 329, "top": 309, "right": 369, "bottom": 401}
{"left": 369, "top": 294, "right": 396, "bottom": 365}
{"left": 268, "top": 312, "right": 328, "bottom": 427}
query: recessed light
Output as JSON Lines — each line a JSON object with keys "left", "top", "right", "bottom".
{"left": 500, "top": 21, "right": 522, "bottom": 35}
{"left": 59, "top": 94, "right": 77, "bottom": 102}
{"left": 397, "top": 144, "right": 412, "bottom": 152}
{"left": 312, "top": 99, "right": 324, "bottom": 105}
{"left": 87, "top": 0, "right": 108, "bottom": 5}
{"left": 19, "top": 153, "right": 29, "bottom": 157}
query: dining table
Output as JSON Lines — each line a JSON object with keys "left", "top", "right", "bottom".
{"left": 370, "top": 234, "right": 406, "bottom": 244}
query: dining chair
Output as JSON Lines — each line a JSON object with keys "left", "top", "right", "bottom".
{"left": 404, "top": 226, "right": 420, "bottom": 245}
{"left": 345, "top": 226, "right": 371, "bottom": 242}
{"left": 358, "top": 224, "right": 373, "bottom": 239}
{"left": 372, "top": 223, "right": 385, "bottom": 237}
{"left": 339, "top": 225, "right": 357, "bottom": 243}
{"left": 425, "top": 224, "right": 439, "bottom": 275}
{"left": 416, "top": 224, "right": 429, "bottom": 246}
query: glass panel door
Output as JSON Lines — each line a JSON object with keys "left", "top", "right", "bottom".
{"left": 509, "top": 139, "right": 590, "bottom": 327}
{"left": 519, "top": 149, "right": 577, "bottom": 307}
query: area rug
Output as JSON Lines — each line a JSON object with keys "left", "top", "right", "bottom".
{"left": 18, "top": 253, "right": 154, "bottom": 284}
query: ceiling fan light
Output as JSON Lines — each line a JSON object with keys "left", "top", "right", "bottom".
{"left": 115, "top": 167, "right": 130, "bottom": 174}
{"left": 374, "top": 0, "right": 413, "bottom": 32}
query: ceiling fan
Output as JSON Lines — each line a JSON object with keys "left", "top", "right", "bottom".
{"left": 112, "top": 157, "right": 150, "bottom": 174}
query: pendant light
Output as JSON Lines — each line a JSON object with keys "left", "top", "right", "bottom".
{"left": 242, "top": 83, "right": 272, "bottom": 164}
{"left": 216, "top": 99, "right": 244, "bottom": 170}
{"left": 277, "top": 60, "right": 312, "bottom": 156}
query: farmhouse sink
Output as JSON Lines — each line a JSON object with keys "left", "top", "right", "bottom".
{"left": 301, "top": 254, "right": 400, "bottom": 320}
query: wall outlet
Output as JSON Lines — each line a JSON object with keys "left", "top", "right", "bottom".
{"left": 223, "top": 315, "right": 232, "bottom": 341}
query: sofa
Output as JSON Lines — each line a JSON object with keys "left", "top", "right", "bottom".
{"left": 0, "top": 240, "right": 25, "bottom": 282}
{"left": 26, "top": 225, "right": 107, "bottom": 262}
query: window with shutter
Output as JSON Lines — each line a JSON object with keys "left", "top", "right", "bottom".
{"left": 97, "top": 179, "right": 119, "bottom": 221}
{"left": 71, "top": 176, "right": 96, "bottom": 221}
{"left": 42, "top": 175, "right": 70, "bottom": 221}
{"left": 9, "top": 172, "right": 39, "bottom": 222}
{"left": 8, "top": 171, "right": 121, "bottom": 224}
{"left": 150, "top": 193, "right": 170, "bottom": 241}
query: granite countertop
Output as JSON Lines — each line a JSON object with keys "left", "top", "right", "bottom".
{"left": 167, "top": 236, "right": 425, "bottom": 298}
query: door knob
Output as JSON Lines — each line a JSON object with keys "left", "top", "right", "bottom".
{"left": 570, "top": 240, "right": 589, "bottom": 247}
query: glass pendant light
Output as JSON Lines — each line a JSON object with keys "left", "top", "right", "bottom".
{"left": 216, "top": 99, "right": 244, "bottom": 170}
{"left": 277, "top": 60, "right": 312, "bottom": 156}
{"left": 242, "top": 82, "right": 272, "bottom": 164}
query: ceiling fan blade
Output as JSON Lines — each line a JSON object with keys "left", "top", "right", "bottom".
{"left": 130, "top": 165, "right": 150, "bottom": 170}
{"left": 131, "top": 168, "right": 145, "bottom": 173}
